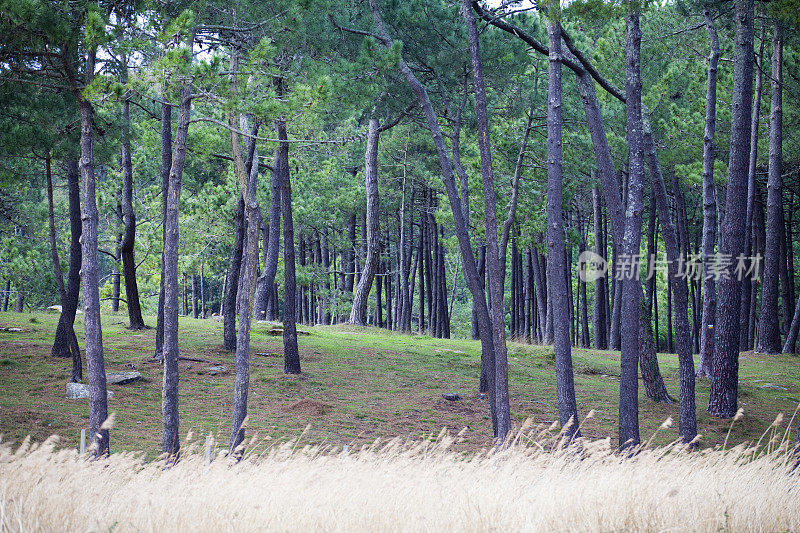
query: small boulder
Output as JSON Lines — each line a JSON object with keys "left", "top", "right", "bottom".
{"left": 442, "top": 393, "right": 462, "bottom": 401}
{"left": 106, "top": 371, "right": 142, "bottom": 385}
{"left": 208, "top": 365, "right": 228, "bottom": 375}
{"left": 47, "top": 305, "right": 62, "bottom": 313}
{"left": 66, "top": 382, "right": 114, "bottom": 399}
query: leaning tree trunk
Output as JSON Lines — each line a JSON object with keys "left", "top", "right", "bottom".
{"left": 349, "top": 118, "right": 381, "bottom": 326}
{"left": 709, "top": 0, "right": 755, "bottom": 419}
{"left": 463, "top": 0, "right": 511, "bottom": 439}
{"left": 697, "top": 7, "right": 719, "bottom": 378}
{"left": 155, "top": 102, "right": 172, "bottom": 359}
{"left": 619, "top": 8, "right": 644, "bottom": 449}
{"left": 755, "top": 21, "right": 783, "bottom": 355}
{"left": 119, "top": 69, "right": 146, "bottom": 330}
{"left": 545, "top": 17, "right": 581, "bottom": 439}
{"left": 644, "top": 112, "right": 697, "bottom": 445}
{"left": 77, "top": 48, "right": 109, "bottom": 457}
{"left": 359, "top": 0, "right": 506, "bottom": 437}
{"left": 51, "top": 159, "right": 83, "bottom": 383}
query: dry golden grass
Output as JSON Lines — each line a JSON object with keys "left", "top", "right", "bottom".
{"left": 1, "top": 419, "right": 799, "bottom": 532}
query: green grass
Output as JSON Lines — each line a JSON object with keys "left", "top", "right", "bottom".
{"left": 0, "top": 311, "right": 798, "bottom": 457}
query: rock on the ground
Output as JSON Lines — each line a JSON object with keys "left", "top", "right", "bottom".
{"left": 758, "top": 383, "right": 788, "bottom": 391}
{"left": 207, "top": 365, "right": 227, "bottom": 375}
{"left": 106, "top": 371, "right": 142, "bottom": 384}
{"left": 267, "top": 328, "right": 310, "bottom": 336}
{"left": 66, "top": 382, "right": 114, "bottom": 399}
{"left": 47, "top": 305, "right": 62, "bottom": 313}
{"left": 442, "top": 393, "right": 462, "bottom": 401}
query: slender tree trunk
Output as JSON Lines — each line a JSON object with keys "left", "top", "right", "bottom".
{"left": 161, "top": 72, "right": 192, "bottom": 458}
{"left": 77, "top": 48, "right": 109, "bottom": 457}
{"left": 755, "top": 22, "right": 783, "bottom": 354}
{"left": 545, "top": 17, "right": 581, "bottom": 438}
{"left": 740, "top": 26, "right": 766, "bottom": 352}
{"left": 155, "top": 102, "right": 171, "bottom": 359}
{"left": 51, "top": 159, "right": 83, "bottom": 383}
{"left": 463, "top": 0, "right": 512, "bottom": 439}
{"left": 644, "top": 112, "right": 697, "bottom": 444}
{"left": 2, "top": 281, "right": 9, "bottom": 312}
{"left": 709, "top": 0, "right": 755, "bottom": 419}
{"left": 119, "top": 69, "right": 145, "bottom": 330}
{"left": 697, "top": 7, "right": 719, "bottom": 378}
{"left": 111, "top": 235, "right": 120, "bottom": 313}
{"left": 350, "top": 118, "right": 381, "bottom": 325}
{"left": 365, "top": 0, "right": 506, "bottom": 436}
{"left": 228, "top": 106, "right": 261, "bottom": 454}
{"left": 619, "top": 8, "right": 644, "bottom": 448}
{"left": 224, "top": 194, "right": 245, "bottom": 350}
{"left": 257, "top": 144, "right": 283, "bottom": 322}
{"left": 592, "top": 186, "right": 608, "bottom": 349}
{"left": 200, "top": 264, "right": 206, "bottom": 318}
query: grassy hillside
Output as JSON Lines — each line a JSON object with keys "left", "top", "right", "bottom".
{"left": 0, "top": 311, "right": 798, "bottom": 456}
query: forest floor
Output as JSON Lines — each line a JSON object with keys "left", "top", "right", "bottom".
{"left": 0, "top": 310, "right": 798, "bottom": 457}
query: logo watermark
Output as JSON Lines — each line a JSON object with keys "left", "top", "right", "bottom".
{"left": 577, "top": 251, "right": 762, "bottom": 283}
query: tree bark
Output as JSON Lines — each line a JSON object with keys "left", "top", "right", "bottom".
{"left": 619, "top": 8, "right": 644, "bottom": 448}
{"left": 155, "top": 102, "right": 171, "bottom": 359}
{"left": 592, "top": 185, "right": 608, "bottom": 349}
{"left": 755, "top": 21, "right": 783, "bottom": 354}
{"left": 739, "top": 26, "right": 766, "bottom": 352}
{"left": 463, "top": 0, "right": 511, "bottom": 439}
{"left": 223, "top": 194, "right": 245, "bottom": 350}
{"left": 644, "top": 112, "right": 697, "bottom": 444}
{"left": 77, "top": 48, "right": 109, "bottom": 457}
{"left": 50, "top": 158, "right": 83, "bottom": 383}
{"left": 119, "top": 68, "right": 146, "bottom": 330}
{"left": 350, "top": 118, "right": 381, "bottom": 325}
{"left": 709, "top": 0, "right": 755, "bottom": 419}
{"left": 228, "top": 105, "right": 261, "bottom": 454}
{"left": 545, "top": 17, "right": 581, "bottom": 438}
{"left": 697, "top": 7, "right": 719, "bottom": 378}
{"left": 358, "top": 0, "right": 508, "bottom": 437}
{"left": 161, "top": 71, "right": 192, "bottom": 458}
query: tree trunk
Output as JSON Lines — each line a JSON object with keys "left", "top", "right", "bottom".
{"left": 739, "top": 26, "right": 766, "bottom": 352}
{"left": 619, "top": 8, "right": 644, "bottom": 448}
{"left": 545, "top": 17, "right": 581, "bottom": 438}
{"left": 77, "top": 48, "right": 109, "bottom": 457}
{"left": 350, "top": 118, "right": 381, "bottom": 325}
{"left": 463, "top": 0, "right": 512, "bottom": 439}
{"left": 51, "top": 159, "right": 83, "bottom": 383}
{"left": 709, "top": 0, "right": 755, "bottom": 419}
{"left": 224, "top": 194, "right": 245, "bottom": 350}
{"left": 256, "top": 143, "right": 282, "bottom": 322}
{"left": 368, "top": 0, "right": 506, "bottom": 437}
{"left": 697, "top": 7, "right": 719, "bottom": 378}
{"left": 155, "top": 102, "right": 171, "bottom": 359}
{"left": 161, "top": 74, "right": 192, "bottom": 458}
{"left": 592, "top": 186, "right": 608, "bottom": 349}
{"left": 228, "top": 106, "right": 261, "bottom": 455}
{"left": 644, "top": 112, "right": 697, "bottom": 444}
{"left": 119, "top": 76, "right": 146, "bottom": 330}
{"left": 755, "top": 22, "right": 783, "bottom": 355}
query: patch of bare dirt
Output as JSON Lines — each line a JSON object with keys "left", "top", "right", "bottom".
{"left": 283, "top": 399, "right": 331, "bottom": 416}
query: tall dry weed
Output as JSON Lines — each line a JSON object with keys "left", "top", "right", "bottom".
{"left": 1, "top": 418, "right": 798, "bottom": 532}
